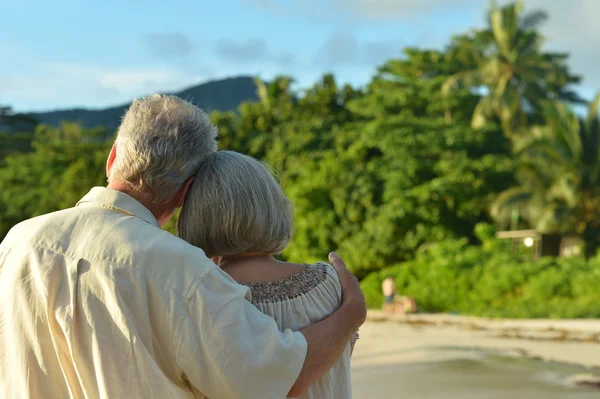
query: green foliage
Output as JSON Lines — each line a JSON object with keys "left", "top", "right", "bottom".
{"left": 284, "top": 118, "right": 513, "bottom": 278}
{"left": 492, "top": 93, "right": 600, "bottom": 256}
{"left": 360, "top": 223, "right": 600, "bottom": 318}
{"left": 0, "top": 124, "right": 111, "bottom": 239}
{"left": 207, "top": 47, "right": 517, "bottom": 277}
{"left": 442, "top": 1, "right": 581, "bottom": 140}
{"left": 0, "top": 132, "right": 34, "bottom": 163}
{"left": 0, "top": 2, "right": 595, "bottom": 320}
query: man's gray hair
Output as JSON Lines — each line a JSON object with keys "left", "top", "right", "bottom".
{"left": 178, "top": 151, "right": 293, "bottom": 258}
{"left": 108, "top": 94, "right": 218, "bottom": 203}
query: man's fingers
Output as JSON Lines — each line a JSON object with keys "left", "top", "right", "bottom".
{"left": 328, "top": 250, "right": 367, "bottom": 325}
{"left": 329, "top": 251, "right": 359, "bottom": 286}
{"left": 328, "top": 252, "right": 346, "bottom": 270}
{"left": 329, "top": 252, "right": 357, "bottom": 282}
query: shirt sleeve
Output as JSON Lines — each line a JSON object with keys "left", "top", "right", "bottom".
{"left": 175, "top": 268, "right": 308, "bottom": 399}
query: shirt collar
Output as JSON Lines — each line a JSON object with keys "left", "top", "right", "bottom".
{"left": 76, "top": 187, "right": 160, "bottom": 227}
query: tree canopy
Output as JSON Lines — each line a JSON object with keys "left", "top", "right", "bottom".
{"left": 1, "top": 1, "right": 596, "bottom": 285}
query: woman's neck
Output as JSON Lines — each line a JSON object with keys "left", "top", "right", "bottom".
{"left": 216, "top": 253, "right": 305, "bottom": 284}
{"left": 217, "top": 253, "right": 274, "bottom": 267}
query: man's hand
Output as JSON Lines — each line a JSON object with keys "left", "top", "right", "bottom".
{"left": 329, "top": 252, "right": 367, "bottom": 328}
{"left": 289, "top": 251, "right": 367, "bottom": 397}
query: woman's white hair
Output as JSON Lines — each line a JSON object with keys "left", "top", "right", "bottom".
{"left": 108, "top": 94, "right": 218, "bottom": 203}
{"left": 178, "top": 151, "right": 293, "bottom": 258}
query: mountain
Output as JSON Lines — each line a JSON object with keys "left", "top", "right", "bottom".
{"left": 29, "top": 76, "right": 259, "bottom": 131}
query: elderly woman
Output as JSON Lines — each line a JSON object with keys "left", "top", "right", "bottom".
{"left": 179, "top": 151, "right": 356, "bottom": 399}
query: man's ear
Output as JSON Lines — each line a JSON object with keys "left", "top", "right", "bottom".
{"left": 173, "top": 177, "right": 195, "bottom": 209}
{"left": 106, "top": 143, "right": 118, "bottom": 178}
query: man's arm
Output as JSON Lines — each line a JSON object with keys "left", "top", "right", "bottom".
{"left": 176, "top": 252, "right": 365, "bottom": 399}
{"left": 289, "top": 252, "right": 366, "bottom": 397}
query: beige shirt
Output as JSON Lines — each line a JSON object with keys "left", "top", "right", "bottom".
{"left": 0, "top": 187, "right": 307, "bottom": 399}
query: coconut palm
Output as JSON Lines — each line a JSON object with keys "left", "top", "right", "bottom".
{"left": 442, "top": 1, "right": 581, "bottom": 140}
{"left": 491, "top": 92, "right": 600, "bottom": 257}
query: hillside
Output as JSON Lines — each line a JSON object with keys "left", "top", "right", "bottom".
{"left": 29, "top": 76, "right": 259, "bottom": 131}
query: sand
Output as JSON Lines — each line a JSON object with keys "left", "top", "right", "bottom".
{"left": 350, "top": 316, "right": 600, "bottom": 398}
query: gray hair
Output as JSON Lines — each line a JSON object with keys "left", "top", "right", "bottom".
{"left": 108, "top": 94, "right": 218, "bottom": 203}
{"left": 178, "top": 151, "right": 293, "bottom": 258}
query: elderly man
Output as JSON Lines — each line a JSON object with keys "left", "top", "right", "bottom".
{"left": 0, "top": 94, "right": 366, "bottom": 398}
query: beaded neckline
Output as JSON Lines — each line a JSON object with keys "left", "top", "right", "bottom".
{"left": 239, "top": 262, "right": 329, "bottom": 304}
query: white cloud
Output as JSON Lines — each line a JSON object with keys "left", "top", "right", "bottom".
{"left": 242, "top": 0, "right": 332, "bottom": 19}
{"left": 3, "top": 63, "right": 209, "bottom": 111}
{"left": 246, "top": 0, "right": 480, "bottom": 20}
{"left": 7, "top": 0, "right": 600, "bottom": 111}
{"left": 316, "top": 1, "right": 600, "bottom": 97}
{"left": 318, "top": 31, "right": 361, "bottom": 66}
{"left": 214, "top": 37, "right": 296, "bottom": 65}
{"left": 144, "top": 32, "right": 196, "bottom": 60}
{"left": 47, "top": 63, "right": 204, "bottom": 94}
{"left": 514, "top": 0, "right": 600, "bottom": 98}
{"left": 316, "top": 31, "right": 402, "bottom": 67}
{"left": 349, "top": 0, "right": 600, "bottom": 98}
{"left": 330, "top": 0, "right": 480, "bottom": 19}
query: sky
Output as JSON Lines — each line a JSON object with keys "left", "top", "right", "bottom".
{"left": 2, "top": 0, "right": 600, "bottom": 112}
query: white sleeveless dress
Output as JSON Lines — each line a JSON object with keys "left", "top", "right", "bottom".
{"left": 240, "top": 262, "right": 355, "bottom": 399}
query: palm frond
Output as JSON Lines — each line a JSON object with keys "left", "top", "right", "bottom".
{"left": 491, "top": 1, "right": 522, "bottom": 59}
{"left": 471, "top": 97, "right": 494, "bottom": 129}
{"left": 546, "top": 172, "right": 580, "bottom": 207}
{"left": 441, "top": 70, "right": 483, "bottom": 97}
{"left": 491, "top": 186, "right": 533, "bottom": 221}
{"left": 254, "top": 77, "right": 270, "bottom": 106}
{"left": 519, "top": 9, "right": 548, "bottom": 30}
{"left": 535, "top": 202, "right": 577, "bottom": 234}
{"left": 585, "top": 91, "right": 600, "bottom": 132}
{"left": 513, "top": 125, "right": 545, "bottom": 153}
{"left": 537, "top": 101, "right": 581, "bottom": 162}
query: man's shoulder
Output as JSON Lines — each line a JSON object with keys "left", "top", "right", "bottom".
{"left": 78, "top": 212, "right": 218, "bottom": 289}
{"left": 140, "top": 227, "right": 214, "bottom": 267}
{"left": 1, "top": 208, "right": 74, "bottom": 249}
{"left": 2, "top": 207, "right": 218, "bottom": 294}
{"left": 125, "top": 228, "right": 218, "bottom": 297}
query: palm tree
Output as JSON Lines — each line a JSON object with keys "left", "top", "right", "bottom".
{"left": 442, "top": 1, "right": 581, "bottom": 140}
{"left": 491, "top": 93, "right": 600, "bottom": 257}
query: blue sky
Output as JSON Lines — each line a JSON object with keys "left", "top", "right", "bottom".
{"left": 2, "top": 0, "right": 599, "bottom": 111}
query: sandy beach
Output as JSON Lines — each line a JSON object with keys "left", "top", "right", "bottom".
{"left": 351, "top": 314, "right": 600, "bottom": 398}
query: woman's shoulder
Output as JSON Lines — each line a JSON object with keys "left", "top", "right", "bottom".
{"left": 240, "top": 261, "right": 341, "bottom": 304}
{"left": 311, "top": 261, "right": 340, "bottom": 284}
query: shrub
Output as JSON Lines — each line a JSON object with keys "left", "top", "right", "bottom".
{"left": 360, "top": 223, "right": 600, "bottom": 318}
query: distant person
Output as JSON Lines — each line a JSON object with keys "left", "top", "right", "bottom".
{"left": 0, "top": 94, "right": 366, "bottom": 398}
{"left": 179, "top": 151, "right": 357, "bottom": 399}
{"left": 382, "top": 277, "right": 396, "bottom": 312}
{"left": 396, "top": 296, "right": 418, "bottom": 314}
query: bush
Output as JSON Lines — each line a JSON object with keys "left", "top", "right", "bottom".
{"left": 360, "top": 223, "right": 600, "bottom": 318}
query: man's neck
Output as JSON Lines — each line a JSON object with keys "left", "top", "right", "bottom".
{"left": 107, "top": 181, "right": 169, "bottom": 225}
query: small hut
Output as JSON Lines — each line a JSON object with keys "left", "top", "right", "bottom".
{"left": 495, "top": 230, "right": 581, "bottom": 259}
